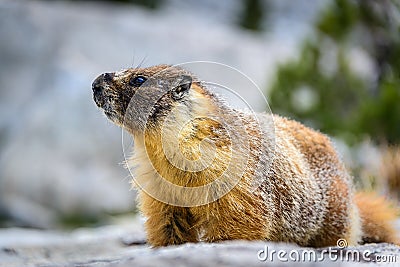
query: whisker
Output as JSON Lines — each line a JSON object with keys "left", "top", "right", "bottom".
{"left": 130, "top": 49, "right": 136, "bottom": 68}
{"left": 137, "top": 54, "right": 148, "bottom": 69}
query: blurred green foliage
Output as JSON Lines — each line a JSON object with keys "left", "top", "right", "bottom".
{"left": 58, "top": 209, "right": 139, "bottom": 229}
{"left": 58, "top": 213, "right": 105, "bottom": 229}
{"left": 238, "top": 0, "right": 266, "bottom": 31}
{"left": 269, "top": 0, "right": 400, "bottom": 145}
{"left": 48, "top": 0, "right": 164, "bottom": 9}
{"left": 124, "top": 0, "right": 163, "bottom": 9}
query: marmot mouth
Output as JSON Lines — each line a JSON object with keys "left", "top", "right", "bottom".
{"left": 96, "top": 97, "right": 122, "bottom": 123}
{"left": 104, "top": 109, "right": 122, "bottom": 124}
{"left": 104, "top": 110, "right": 114, "bottom": 119}
{"left": 93, "top": 91, "right": 104, "bottom": 108}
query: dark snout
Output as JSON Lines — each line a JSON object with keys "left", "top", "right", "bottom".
{"left": 92, "top": 72, "right": 114, "bottom": 108}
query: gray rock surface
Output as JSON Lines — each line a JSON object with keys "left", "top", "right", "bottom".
{"left": 0, "top": 219, "right": 399, "bottom": 267}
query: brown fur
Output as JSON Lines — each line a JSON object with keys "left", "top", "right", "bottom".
{"left": 382, "top": 146, "right": 400, "bottom": 201}
{"left": 92, "top": 65, "right": 399, "bottom": 247}
{"left": 355, "top": 192, "right": 399, "bottom": 244}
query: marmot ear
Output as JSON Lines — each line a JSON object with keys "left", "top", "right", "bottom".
{"left": 172, "top": 75, "right": 192, "bottom": 100}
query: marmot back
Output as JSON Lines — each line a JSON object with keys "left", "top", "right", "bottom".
{"left": 92, "top": 64, "right": 399, "bottom": 247}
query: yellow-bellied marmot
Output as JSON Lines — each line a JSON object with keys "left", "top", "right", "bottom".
{"left": 92, "top": 64, "right": 399, "bottom": 247}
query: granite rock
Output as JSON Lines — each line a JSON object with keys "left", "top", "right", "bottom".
{"left": 1, "top": 221, "right": 399, "bottom": 267}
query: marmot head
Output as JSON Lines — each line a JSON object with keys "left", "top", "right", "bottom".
{"left": 92, "top": 65, "right": 196, "bottom": 133}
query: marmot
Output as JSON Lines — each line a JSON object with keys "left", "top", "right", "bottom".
{"left": 92, "top": 64, "right": 399, "bottom": 247}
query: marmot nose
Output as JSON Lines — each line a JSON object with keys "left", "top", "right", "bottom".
{"left": 92, "top": 73, "right": 114, "bottom": 93}
{"left": 92, "top": 77, "right": 103, "bottom": 95}
{"left": 92, "top": 72, "right": 114, "bottom": 93}
{"left": 92, "top": 73, "right": 114, "bottom": 108}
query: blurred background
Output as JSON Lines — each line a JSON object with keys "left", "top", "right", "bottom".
{"left": 0, "top": 0, "right": 399, "bottom": 230}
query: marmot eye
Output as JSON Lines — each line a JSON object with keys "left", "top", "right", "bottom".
{"left": 129, "top": 76, "right": 147, "bottom": 87}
